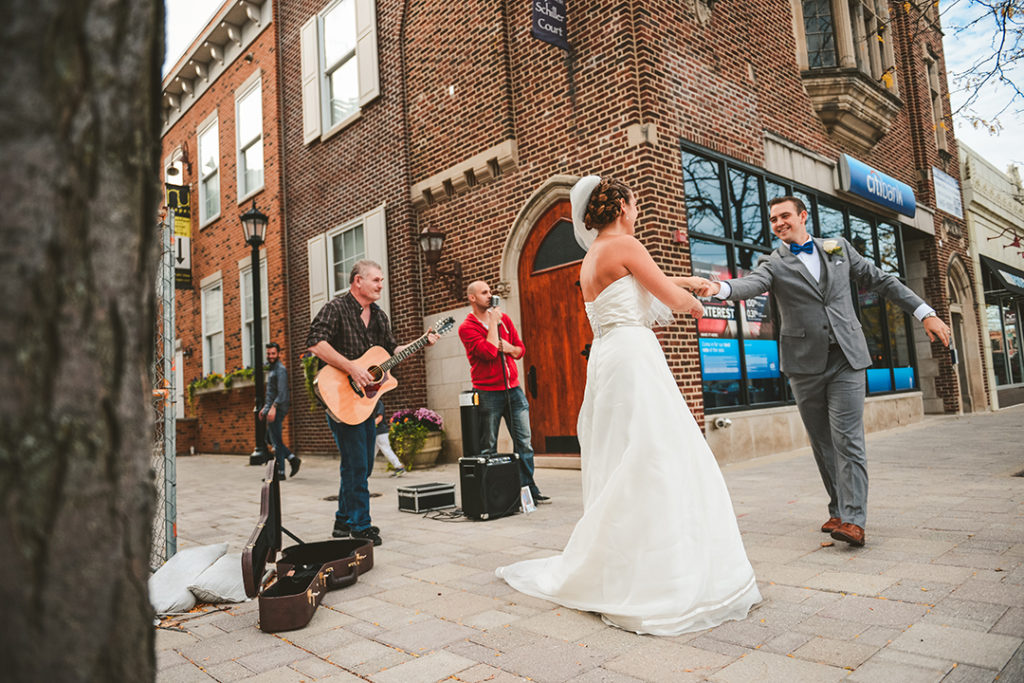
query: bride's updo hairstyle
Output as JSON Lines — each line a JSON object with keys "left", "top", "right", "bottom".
{"left": 583, "top": 178, "right": 632, "bottom": 231}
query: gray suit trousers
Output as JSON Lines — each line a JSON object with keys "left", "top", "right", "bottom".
{"left": 787, "top": 345, "right": 868, "bottom": 527}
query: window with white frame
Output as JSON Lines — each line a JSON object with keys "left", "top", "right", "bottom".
{"left": 240, "top": 256, "right": 269, "bottom": 369}
{"left": 307, "top": 203, "right": 389, "bottom": 319}
{"left": 201, "top": 278, "right": 225, "bottom": 375}
{"left": 236, "top": 77, "right": 264, "bottom": 199}
{"left": 322, "top": 0, "right": 359, "bottom": 127}
{"left": 197, "top": 117, "right": 220, "bottom": 224}
{"left": 330, "top": 223, "right": 365, "bottom": 296}
{"left": 300, "top": 0, "right": 380, "bottom": 143}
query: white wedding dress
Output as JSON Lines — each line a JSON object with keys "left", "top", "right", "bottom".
{"left": 496, "top": 275, "right": 760, "bottom": 636}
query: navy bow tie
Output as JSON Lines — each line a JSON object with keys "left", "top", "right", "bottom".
{"left": 790, "top": 241, "right": 814, "bottom": 255}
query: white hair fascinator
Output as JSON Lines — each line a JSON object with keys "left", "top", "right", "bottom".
{"left": 570, "top": 175, "right": 602, "bottom": 251}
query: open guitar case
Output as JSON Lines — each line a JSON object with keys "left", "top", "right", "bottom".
{"left": 241, "top": 460, "right": 374, "bottom": 632}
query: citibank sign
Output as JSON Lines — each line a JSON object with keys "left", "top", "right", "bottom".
{"left": 838, "top": 154, "right": 916, "bottom": 217}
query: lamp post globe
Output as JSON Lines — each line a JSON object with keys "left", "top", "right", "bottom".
{"left": 243, "top": 200, "right": 269, "bottom": 466}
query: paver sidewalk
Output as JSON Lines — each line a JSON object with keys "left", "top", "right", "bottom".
{"left": 157, "top": 406, "right": 1024, "bottom": 682}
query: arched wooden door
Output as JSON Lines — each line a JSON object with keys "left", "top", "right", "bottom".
{"left": 517, "top": 199, "right": 590, "bottom": 456}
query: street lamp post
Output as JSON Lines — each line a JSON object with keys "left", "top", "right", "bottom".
{"left": 242, "top": 200, "right": 269, "bottom": 466}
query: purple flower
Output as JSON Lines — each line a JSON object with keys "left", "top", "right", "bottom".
{"left": 389, "top": 407, "right": 443, "bottom": 430}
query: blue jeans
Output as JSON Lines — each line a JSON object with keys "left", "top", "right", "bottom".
{"left": 327, "top": 414, "right": 376, "bottom": 531}
{"left": 477, "top": 386, "right": 540, "bottom": 497}
{"left": 266, "top": 405, "right": 293, "bottom": 476}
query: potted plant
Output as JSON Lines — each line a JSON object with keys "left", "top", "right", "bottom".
{"left": 388, "top": 408, "right": 444, "bottom": 470}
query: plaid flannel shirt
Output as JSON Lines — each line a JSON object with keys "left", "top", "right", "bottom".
{"left": 306, "top": 292, "right": 398, "bottom": 363}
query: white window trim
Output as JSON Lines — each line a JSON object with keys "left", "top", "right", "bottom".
{"left": 235, "top": 70, "right": 265, "bottom": 204}
{"left": 319, "top": 0, "right": 358, "bottom": 137}
{"left": 300, "top": 0, "right": 380, "bottom": 145}
{"left": 196, "top": 112, "right": 221, "bottom": 228}
{"left": 238, "top": 254, "right": 270, "bottom": 369}
{"left": 307, "top": 202, "right": 388, "bottom": 319}
{"left": 326, "top": 215, "right": 364, "bottom": 301}
{"left": 200, "top": 273, "right": 225, "bottom": 376}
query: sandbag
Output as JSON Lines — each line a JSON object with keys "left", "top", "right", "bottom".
{"left": 189, "top": 553, "right": 248, "bottom": 604}
{"left": 149, "top": 542, "right": 227, "bottom": 614}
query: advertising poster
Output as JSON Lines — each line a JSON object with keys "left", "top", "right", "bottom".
{"left": 699, "top": 338, "right": 741, "bottom": 380}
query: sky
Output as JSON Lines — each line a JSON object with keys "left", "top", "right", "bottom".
{"left": 163, "top": 0, "right": 221, "bottom": 77}
{"left": 942, "top": 1, "right": 1024, "bottom": 173}
{"left": 164, "top": 0, "right": 1023, "bottom": 174}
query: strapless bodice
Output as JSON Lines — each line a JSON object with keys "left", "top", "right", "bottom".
{"left": 584, "top": 275, "right": 674, "bottom": 338}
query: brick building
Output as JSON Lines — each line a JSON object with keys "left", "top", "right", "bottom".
{"left": 961, "top": 143, "right": 1024, "bottom": 409}
{"left": 223, "top": 0, "right": 980, "bottom": 465}
{"left": 160, "top": 0, "right": 290, "bottom": 456}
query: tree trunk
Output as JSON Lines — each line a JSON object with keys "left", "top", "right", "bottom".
{"left": 0, "top": 0, "right": 163, "bottom": 680}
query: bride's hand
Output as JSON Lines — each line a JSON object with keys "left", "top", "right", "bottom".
{"left": 687, "top": 299, "right": 704, "bottom": 320}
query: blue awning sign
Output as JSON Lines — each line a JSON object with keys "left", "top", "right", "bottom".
{"left": 838, "top": 154, "right": 916, "bottom": 218}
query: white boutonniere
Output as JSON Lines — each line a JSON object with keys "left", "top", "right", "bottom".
{"left": 822, "top": 239, "right": 843, "bottom": 264}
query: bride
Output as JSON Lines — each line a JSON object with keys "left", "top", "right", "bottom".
{"left": 495, "top": 176, "right": 761, "bottom": 636}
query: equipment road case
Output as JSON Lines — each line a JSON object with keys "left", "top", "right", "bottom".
{"left": 397, "top": 481, "right": 456, "bottom": 513}
{"left": 242, "top": 461, "right": 373, "bottom": 632}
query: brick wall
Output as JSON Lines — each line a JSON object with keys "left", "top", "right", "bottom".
{"left": 161, "top": 21, "right": 294, "bottom": 454}
{"left": 277, "top": 0, "right": 427, "bottom": 456}
{"left": 398, "top": 0, "right": 969, "bottom": 420}
{"left": 272, "top": 0, "right": 970, "bottom": 461}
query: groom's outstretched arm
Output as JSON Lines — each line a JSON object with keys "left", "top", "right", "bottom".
{"left": 692, "top": 257, "right": 775, "bottom": 301}
{"left": 845, "top": 237, "right": 925, "bottom": 312}
{"left": 845, "top": 238, "right": 951, "bottom": 345}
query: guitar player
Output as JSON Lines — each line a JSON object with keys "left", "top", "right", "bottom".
{"left": 307, "top": 259, "right": 438, "bottom": 547}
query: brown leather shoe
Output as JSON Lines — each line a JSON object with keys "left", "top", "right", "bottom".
{"left": 830, "top": 523, "right": 865, "bottom": 547}
{"left": 821, "top": 517, "right": 842, "bottom": 533}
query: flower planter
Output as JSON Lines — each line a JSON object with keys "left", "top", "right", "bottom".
{"left": 412, "top": 432, "right": 443, "bottom": 468}
{"left": 193, "top": 377, "right": 254, "bottom": 396}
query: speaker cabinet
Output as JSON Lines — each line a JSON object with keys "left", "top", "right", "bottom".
{"left": 459, "top": 453, "right": 521, "bottom": 520}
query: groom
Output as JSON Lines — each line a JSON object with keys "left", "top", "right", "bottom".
{"left": 696, "top": 197, "right": 950, "bottom": 547}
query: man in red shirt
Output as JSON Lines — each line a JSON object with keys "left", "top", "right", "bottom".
{"left": 458, "top": 280, "right": 548, "bottom": 502}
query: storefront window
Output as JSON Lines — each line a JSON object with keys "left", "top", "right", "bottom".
{"left": 818, "top": 202, "right": 845, "bottom": 238}
{"left": 1007, "top": 307, "right": 1023, "bottom": 384}
{"left": 729, "top": 169, "right": 765, "bottom": 244}
{"left": 795, "top": 190, "right": 817, "bottom": 236}
{"left": 877, "top": 223, "right": 900, "bottom": 275}
{"left": 887, "top": 301, "right": 915, "bottom": 390}
{"left": 692, "top": 239, "right": 741, "bottom": 408}
{"left": 988, "top": 304, "right": 1009, "bottom": 385}
{"left": 850, "top": 215, "right": 874, "bottom": 259}
{"left": 683, "top": 152, "right": 726, "bottom": 237}
{"left": 858, "top": 287, "right": 891, "bottom": 392}
{"left": 737, "top": 248, "right": 782, "bottom": 404}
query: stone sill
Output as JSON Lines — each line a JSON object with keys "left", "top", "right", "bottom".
{"left": 801, "top": 67, "right": 903, "bottom": 152}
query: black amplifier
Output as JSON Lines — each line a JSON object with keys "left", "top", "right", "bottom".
{"left": 459, "top": 453, "right": 521, "bottom": 520}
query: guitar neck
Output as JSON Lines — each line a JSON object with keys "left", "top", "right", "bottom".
{"left": 379, "top": 331, "right": 430, "bottom": 373}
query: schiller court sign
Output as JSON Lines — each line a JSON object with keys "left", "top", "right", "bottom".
{"left": 532, "top": 0, "right": 568, "bottom": 50}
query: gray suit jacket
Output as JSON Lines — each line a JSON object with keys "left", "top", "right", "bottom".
{"left": 723, "top": 236, "right": 926, "bottom": 375}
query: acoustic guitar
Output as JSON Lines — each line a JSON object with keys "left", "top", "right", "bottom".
{"left": 313, "top": 316, "right": 456, "bottom": 425}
